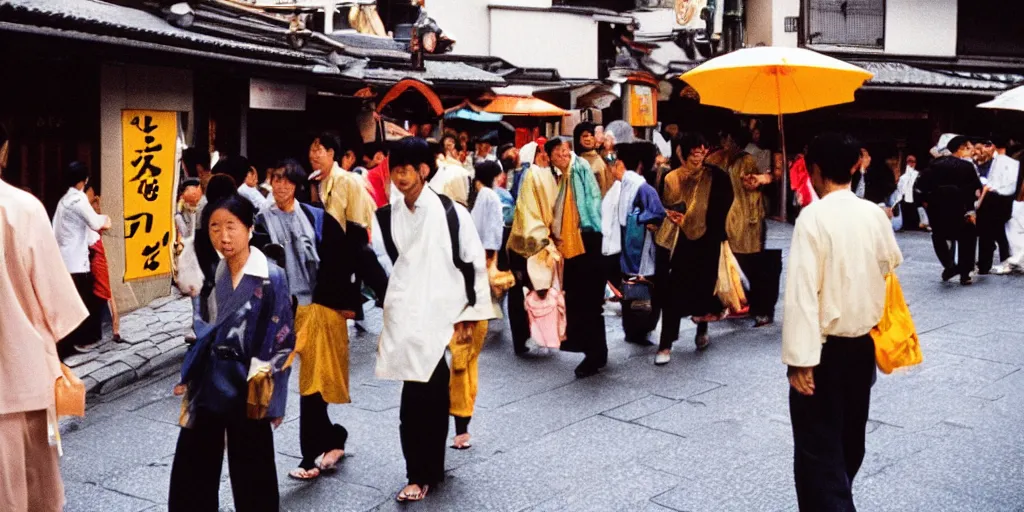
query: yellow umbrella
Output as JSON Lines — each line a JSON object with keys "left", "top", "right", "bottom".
{"left": 681, "top": 47, "right": 872, "bottom": 212}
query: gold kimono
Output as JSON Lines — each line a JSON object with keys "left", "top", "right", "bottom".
{"left": 707, "top": 150, "right": 765, "bottom": 255}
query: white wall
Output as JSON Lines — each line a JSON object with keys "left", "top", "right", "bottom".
{"left": 425, "top": 0, "right": 492, "bottom": 56}
{"left": 771, "top": 0, "right": 800, "bottom": 47}
{"left": 100, "top": 63, "right": 193, "bottom": 311}
{"left": 884, "top": 0, "right": 957, "bottom": 57}
{"left": 490, "top": 9, "right": 599, "bottom": 78}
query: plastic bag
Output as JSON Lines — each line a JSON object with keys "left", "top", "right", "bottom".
{"left": 871, "top": 273, "right": 923, "bottom": 374}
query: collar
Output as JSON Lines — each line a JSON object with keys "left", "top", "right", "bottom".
{"left": 240, "top": 246, "right": 270, "bottom": 279}
{"left": 822, "top": 188, "right": 855, "bottom": 201}
{"left": 330, "top": 161, "right": 344, "bottom": 177}
{"left": 400, "top": 183, "right": 438, "bottom": 211}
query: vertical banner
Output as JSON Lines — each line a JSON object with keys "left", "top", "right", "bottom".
{"left": 121, "top": 110, "right": 177, "bottom": 281}
{"left": 625, "top": 84, "right": 658, "bottom": 127}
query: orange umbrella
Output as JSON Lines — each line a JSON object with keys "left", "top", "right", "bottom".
{"left": 484, "top": 95, "right": 566, "bottom": 117}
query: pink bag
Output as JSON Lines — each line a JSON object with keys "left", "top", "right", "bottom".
{"left": 525, "top": 288, "right": 566, "bottom": 349}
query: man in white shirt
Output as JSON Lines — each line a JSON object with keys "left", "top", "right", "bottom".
{"left": 979, "top": 136, "right": 1019, "bottom": 274}
{"left": 51, "top": 161, "right": 111, "bottom": 357}
{"left": 371, "top": 137, "right": 494, "bottom": 503}
{"left": 782, "top": 133, "right": 903, "bottom": 511}
{"left": 237, "top": 165, "right": 269, "bottom": 210}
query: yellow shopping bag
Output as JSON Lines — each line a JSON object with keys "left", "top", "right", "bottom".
{"left": 871, "top": 273, "right": 923, "bottom": 374}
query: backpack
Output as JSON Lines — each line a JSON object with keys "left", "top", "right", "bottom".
{"left": 375, "top": 194, "right": 477, "bottom": 306}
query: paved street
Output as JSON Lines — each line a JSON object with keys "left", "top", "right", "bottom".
{"left": 59, "top": 222, "right": 1024, "bottom": 512}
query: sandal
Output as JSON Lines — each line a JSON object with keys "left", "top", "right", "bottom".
{"left": 317, "top": 449, "right": 345, "bottom": 472}
{"left": 450, "top": 433, "right": 472, "bottom": 450}
{"left": 396, "top": 484, "right": 430, "bottom": 502}
{"left": 287, "top": 467, "right": 321, "bottom": 481}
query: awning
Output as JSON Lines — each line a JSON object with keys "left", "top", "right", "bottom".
{"left": 851, "top": 61, "right": 1023, "bottom": 95}
{"left": 484, "top": 95, "right": 566, "bottom": 117}
{"left": 444, "top": 108, "right": 503, "bottom": 122}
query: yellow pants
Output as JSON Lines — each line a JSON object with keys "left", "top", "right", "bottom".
{"left": 448, "top": 321, "right": 488, "bottom": 418}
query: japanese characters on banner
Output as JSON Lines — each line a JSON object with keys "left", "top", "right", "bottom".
{"left": 121, "top": 110, "right": 176, "bottom": 281}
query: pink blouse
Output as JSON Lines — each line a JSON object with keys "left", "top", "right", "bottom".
{"left": 0, "top": 180, "right": 88, "bottom": 414}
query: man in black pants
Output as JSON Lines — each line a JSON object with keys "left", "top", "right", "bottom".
{"left": 977, "top": 136, "right": 1017, "bottom": 273}
{"left": 783, "top": 133, "right": 903, "bottom": 511}
{"left": 916, "top": 135, "right": 983, "bottom": 285}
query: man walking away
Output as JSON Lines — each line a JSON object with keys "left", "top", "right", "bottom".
{"left": 915, "top": 135, "right": 983, "bottom": 285}
{"left": 783, "top": 132, "right": 903, "bottom": 511}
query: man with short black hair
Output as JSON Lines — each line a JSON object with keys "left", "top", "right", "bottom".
{"left": 783, "top": 132, "right": 903, "bottom": 512}
{"left": 372, "top": 137, "right": 494, "bottom": 502}
{"left": 308, "top": 132, "right": 376, "bottom": 235}
{"left": 52, "top": 161, "right": 111, "bottom": 357}
{"left": 916, "top": 134, "right": 984, "bottom": 285}
{"left": 978, "top": 135, "right": 1018, "bottom": 274}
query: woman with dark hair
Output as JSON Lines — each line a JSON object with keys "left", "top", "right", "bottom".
{"left": 253, "top": 159, "right": 387, "bottom": 481}
{"left": 52, "top": 161, "right": 111, "bottom": 358}
{"left": 574, "top": 122, "right": 614, "bottom": 197}
{"left": 470, "top": 160, "right": 504, "bottom": 252}
{"left": 169, "top": 194, "right": 294, "bottom": 511}
{"left": 653, "top": 132, "right": 734, "bottom": 365}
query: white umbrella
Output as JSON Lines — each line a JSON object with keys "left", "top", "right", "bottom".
{"left": 977, "top": 85, "right": 1024, "bottom": 111}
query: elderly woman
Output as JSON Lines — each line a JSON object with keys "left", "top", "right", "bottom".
{"left": 654, "top": 132, "right": 734, "bottom": 365}
{"left": 253, "top": 159, "right": 387, "bottom": 481}
{"left": 169, "top": 194, "right": 294, "bottom": 511}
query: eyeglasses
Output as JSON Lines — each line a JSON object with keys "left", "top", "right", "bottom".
{"left": 605, "top": 153, "right": 618, "bottom": 164}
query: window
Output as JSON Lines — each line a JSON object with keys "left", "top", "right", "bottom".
{"left": 806, "top": 0, "right": 885, "bottom": 48}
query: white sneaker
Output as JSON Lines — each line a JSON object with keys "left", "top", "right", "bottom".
{"left": 654, "top": 352, "right": 671, "bottom": 366}
{"left": 992, "top": 263, "right": 1012, "bottom": 275}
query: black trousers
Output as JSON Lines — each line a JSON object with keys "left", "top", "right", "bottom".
{"left": 58, "top": 272, "right": 101, "bottom": 359}
{"left": 561, "top": 233, "right": 608, "bottom": 367}
{"left": 978, "top": 200, "right": 1011, "bottom": 272}
{"left": 168, "top": 413, "right": 279, "bottom": 512}
{"left": 298, "top": 393, "right": 348, "bottom": 470}
{"left": 932, "top": 225, "right": 977, "bottom": 278}
{"left": 400, "top": 357, "right": 450, "bottom": 486}
{"left": 734, "top": 250, "right": 783, "bottom": 319}
{"left": 507, "top": 250, "right": 531, "bottom": 354}
{"left": 790, "top": 334, "right": 876, "bottom": 512}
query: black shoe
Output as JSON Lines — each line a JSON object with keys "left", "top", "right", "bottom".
{"left": 941, "top": 268, "right": 958, "bottom": 282}
{"left": 960, "top": 276, "right": 974, "bottom": 286}
{"left": 574, "top": 361, "right": 600, "bottom": 379}
{"left": 753, "top": 316, "right": 774, "bottom": 328}
{"left": 977, "top": 269, "right": 991, "bottom": 276}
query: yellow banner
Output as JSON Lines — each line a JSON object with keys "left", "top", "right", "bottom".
{"left": 121, "top": 110, "right": 177, "bottom": 281}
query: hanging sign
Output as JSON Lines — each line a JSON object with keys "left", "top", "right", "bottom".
{"left": 121, "top": 110, "right": 177, "bottom": 281}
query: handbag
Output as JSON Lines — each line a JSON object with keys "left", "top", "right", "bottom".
{"left": 714, "top": 242, "right": 748, "bottom": 314}
{"left": 488, "top": 254, "right": 515, "bottom": 299}
{"left": 55, "top": 363, "right": 86, "bottom": 418}
{"left": 871, "top": 273, "right": 923, "bottom": 374}
{"left": 621, "top": 277, "right": 653, "bottom": 312}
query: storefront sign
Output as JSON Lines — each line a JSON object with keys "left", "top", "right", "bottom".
{"left": 624, "top": 84, "right": 658, "bottom": 127}
{"left": 121, "top": 110, "right": 177, "bottom": 281}
{"left": 250, "top": 78, "right": 307, "bottom": 111}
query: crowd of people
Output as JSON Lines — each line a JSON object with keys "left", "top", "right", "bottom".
{"left": 3, "top": 112, "right": 1020, "bottom": 511}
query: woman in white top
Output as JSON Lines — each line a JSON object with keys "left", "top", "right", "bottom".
{"left": 51, "top": 161, "right": 110, "bottom": 357}
{"left": 469, "top": 161, "right": 504, "bottom": 255}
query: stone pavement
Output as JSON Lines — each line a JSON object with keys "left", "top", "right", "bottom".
{"left": 58, "top": 222, "right": 1024, "bottom": 511}
{"left": 63, "top": 294, "right": 193, "bottom": 396}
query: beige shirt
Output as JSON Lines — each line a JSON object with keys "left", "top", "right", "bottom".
{"left": 321, "top": 162, "right": 377, "bottom": 230}
{"left": 0, "top": 180, "right": 89, "bottom": 414}
{"left": 782, "top": 189, "right": 903, "bottom": 367}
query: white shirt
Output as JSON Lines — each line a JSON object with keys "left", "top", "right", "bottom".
{"left": 782, "top": 189, "right": 903, "bottom": 367}
{"left": 373, "top": 187, "right": 495, "bottom": 382}
{"left": 471, "top": 186, "right": 504, "bottom": 252}
{"left": 601, "top": 180, "right": 622, "bottom": 255}
{"left": 987, "top": 154, "right": 1020, "bottom": 197}
{"left": 897, "top": 166, "right": 919, "bottom": 203}
{"left": 237, "top": 183, "right": 269, "bottom": 209}
{"left": 52, "top": 187, "right": 109, "bottom": 273}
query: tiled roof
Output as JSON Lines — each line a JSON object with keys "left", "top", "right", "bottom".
{"left": 356, "top": 60, "right": 506, "bottom": 86}
{"left": 0, "top": 0, "right": 330, "bottom": 66}
{"left": 853, "top": 61, "right": 1024, "bottom": 92}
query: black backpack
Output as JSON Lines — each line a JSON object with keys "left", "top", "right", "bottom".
{"left": 375, "top": 194, "right": 477, "bottom": 307}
